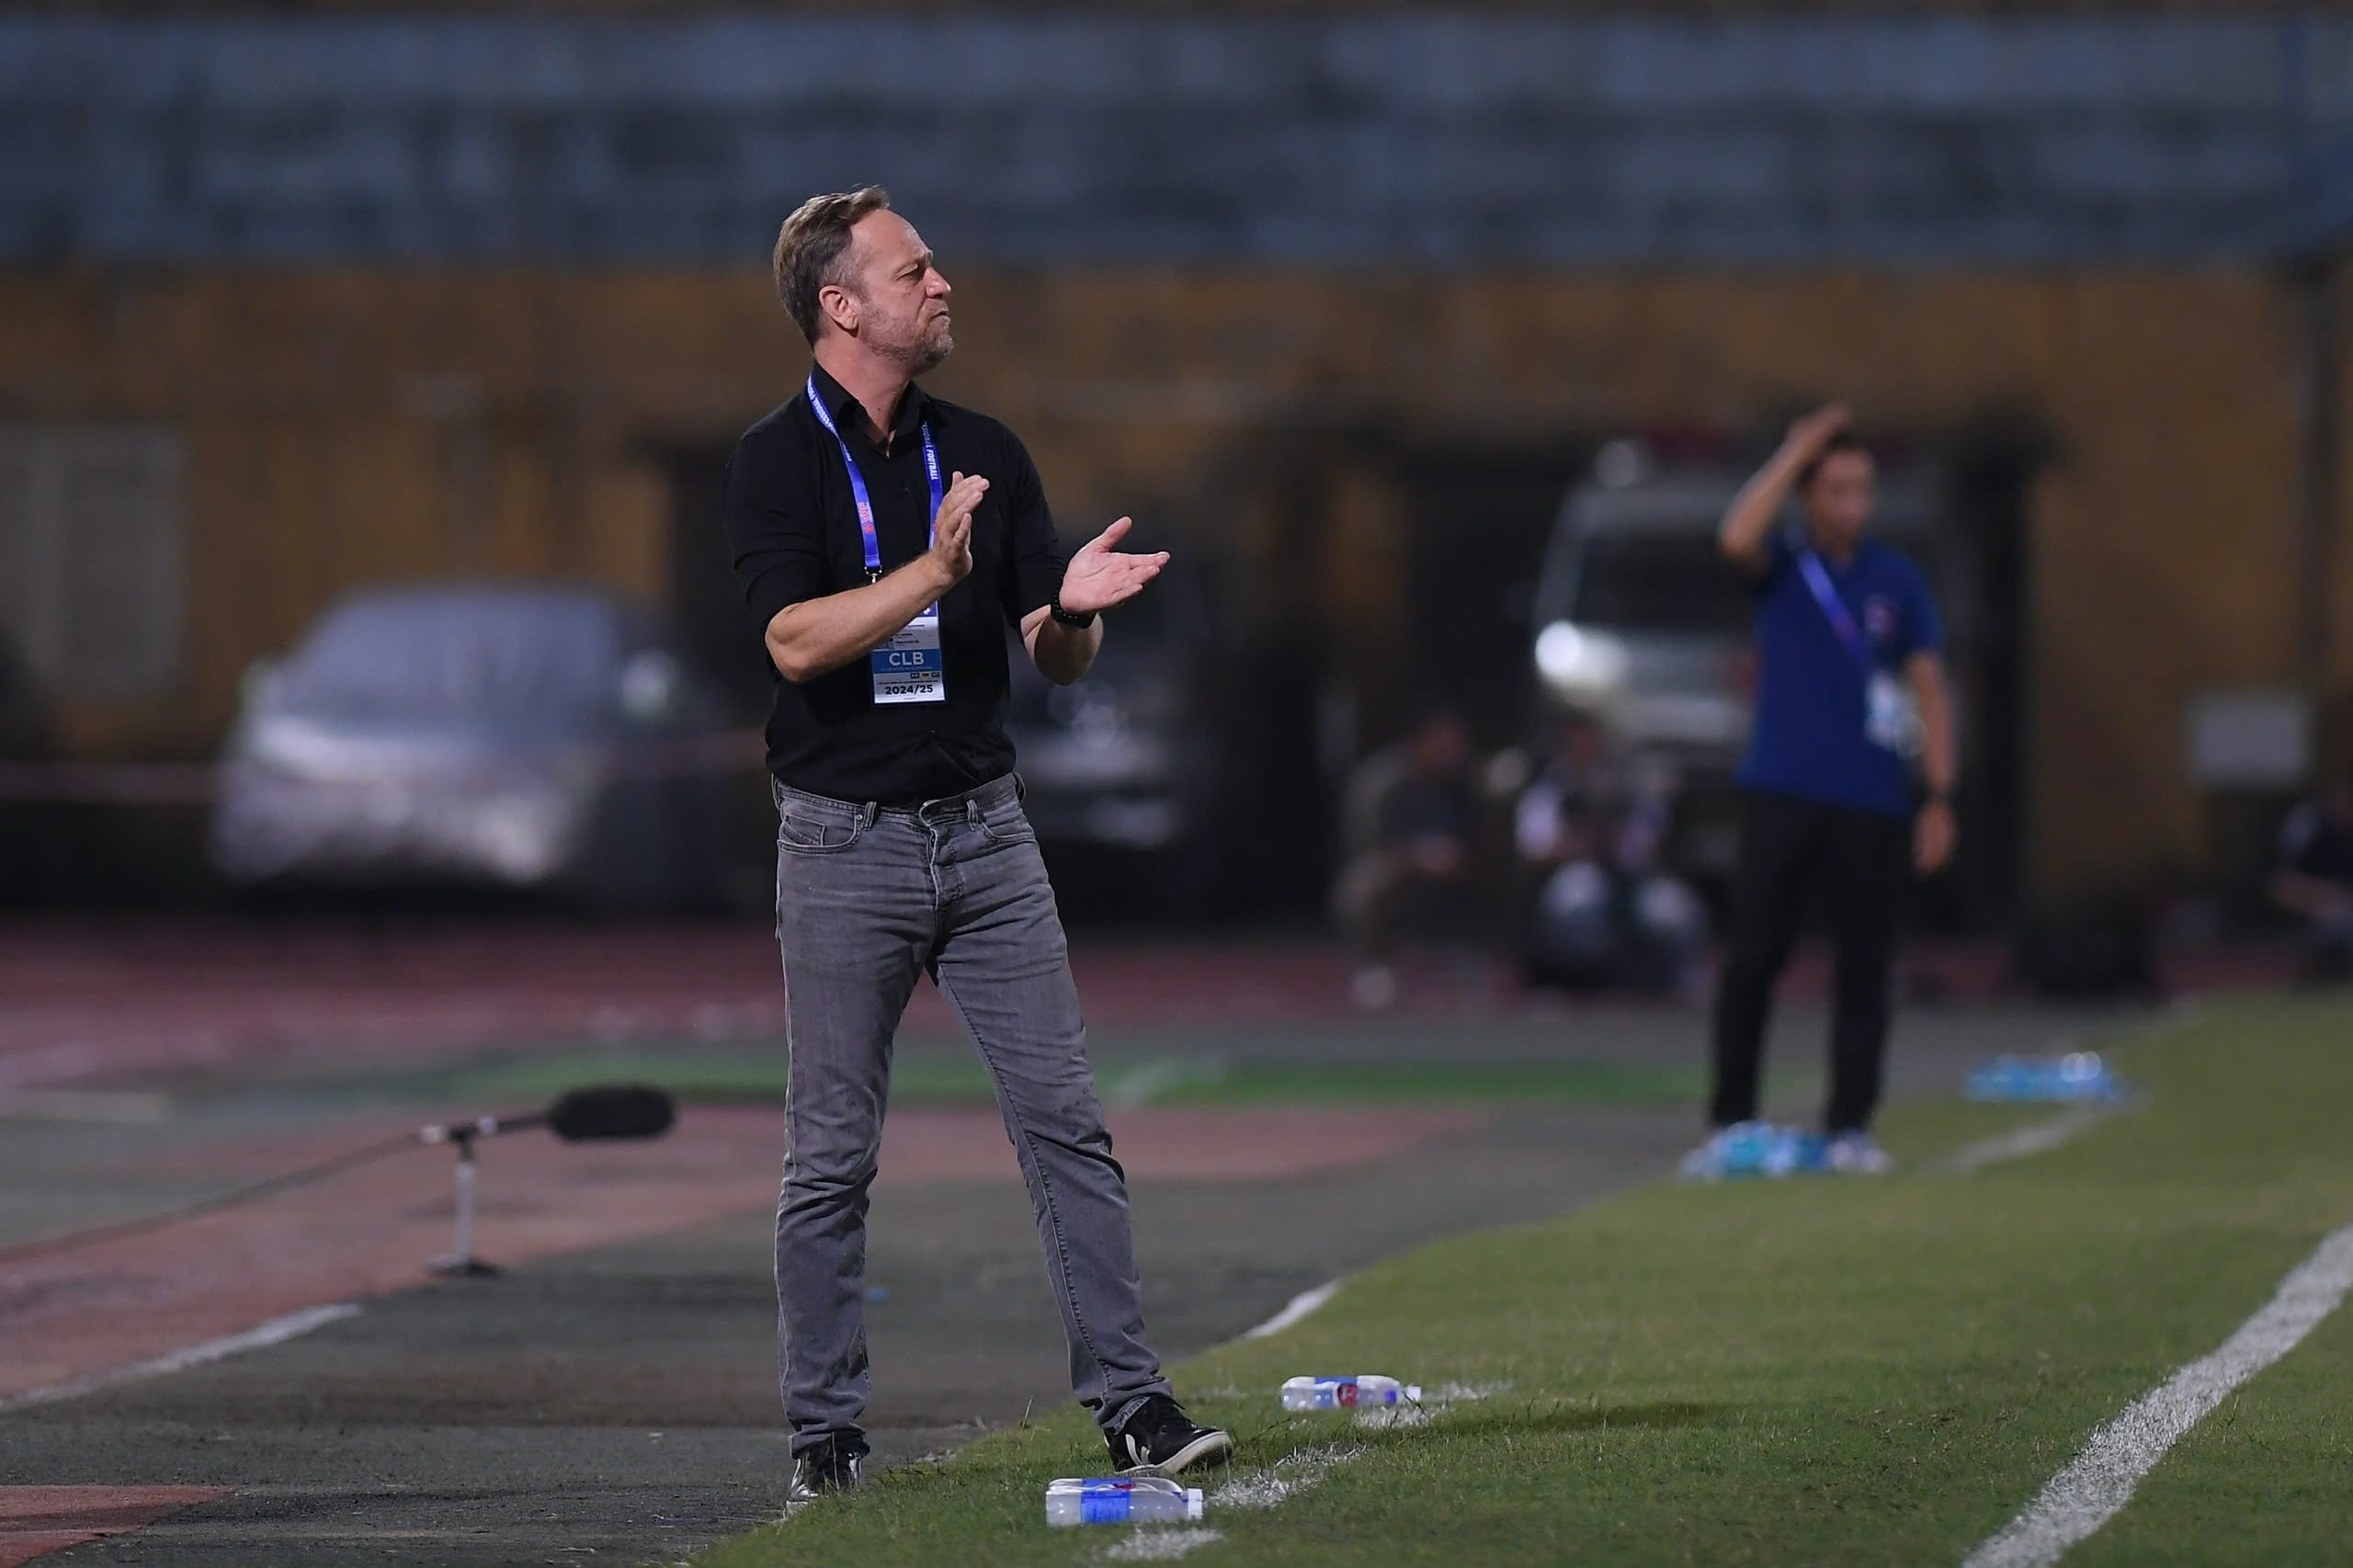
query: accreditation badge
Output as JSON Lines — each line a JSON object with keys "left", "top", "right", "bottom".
{"left": 1865, "top": 669, "right": 1920, "bottom": 756}
{"left": 872, "top": 607, "right": 947, "bottom": 706}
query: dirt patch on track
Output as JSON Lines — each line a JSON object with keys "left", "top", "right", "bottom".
{"left": 0, "top": 1487, "right": 225, "bottom": 1568}
{"left": 4, "top": 1105, "right": 1474, "bottom": 1402}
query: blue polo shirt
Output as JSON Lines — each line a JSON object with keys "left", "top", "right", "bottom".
{"left": 1736, "top": 529, "right": 1941, "bottom": 819}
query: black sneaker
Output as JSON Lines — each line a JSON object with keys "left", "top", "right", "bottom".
{"left": 788, "top": 1434, "right": 867, "bottom": 1503}
{"left": 1106, "top": 1394, "right": 1234, "bottom": 1477}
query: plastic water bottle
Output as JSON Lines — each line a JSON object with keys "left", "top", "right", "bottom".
{"left": 1970, "top": 1051, "right": 2125, "bottom": 1103}
{"left": 1720, "top": 1120, "right": 1775, "bottom": 1176}
{"left": 1964, "top": 1058, "right": 2003, "bottom": 1100}
{"left": 1762, "top": 1126, "right": 1825, "bottom": 1176}
{"left": 1281, "top": 1375, "right": 1422, "bottom": 1410}
{"left": 1044, "top": 1477, "right": 1204, "bottom": 1528}
{"left": 1969, "top": 1055, "right": 2041, "bottom": 1101}
{"left": 2056, "top": 1051, "right": 2124, "bottom": 1099}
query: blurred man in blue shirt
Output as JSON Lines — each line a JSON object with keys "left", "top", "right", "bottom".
{"left": 1686, "top": 405, "right": 1958, "bottom": 1177}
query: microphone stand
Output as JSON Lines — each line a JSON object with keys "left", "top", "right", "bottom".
{"left": 423, "top": 1117, "right": 508, "bottom": 1278}
{"left": 414, "top": 1090, "right": 665, "bottom": 1279}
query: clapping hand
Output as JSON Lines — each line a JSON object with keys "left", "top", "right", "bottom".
{"left": 1056, "top": 517, "right": 1169, "bottom": 617}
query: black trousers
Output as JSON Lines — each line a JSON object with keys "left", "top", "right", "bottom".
{"left": 1710, "top": 791, "right": 1911, "bottom": 1134}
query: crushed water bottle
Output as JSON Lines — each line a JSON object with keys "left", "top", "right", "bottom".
{"left": 1684, "top": 1120, "right": 1835, "bottom": 1181}
{"left": 1281, "top": 1375, "right": 1422, "bottom": 1410}
{"left": 1967, "top": 1051, "right": 2125, "bottom": 1103}
{"left": 1761, "top": 1126, "right": 1826, "bottom": 1176}
{"left": 1044, "top": 1477, "right": 1204, "bottom": 1528}
{"left": 1719, "top": 1120, "right": 1775, "bottom": 1177}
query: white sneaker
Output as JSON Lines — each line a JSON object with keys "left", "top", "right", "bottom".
{"left": 1349, "top": 964, "right": 1398, "bottom": 1011}
{"left": 1824, "top": 1131, "right": 1894, "bottom": 1175}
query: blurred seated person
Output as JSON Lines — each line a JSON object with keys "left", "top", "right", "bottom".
{"left": 1514, "top": 712, "right": 1708, "bottom": 998}
{"left": 2272, "top": 782, "right": 2353, "bottom": 984}
{"left": 1334, "top": 709, "right": 1482, "bottom": 1009}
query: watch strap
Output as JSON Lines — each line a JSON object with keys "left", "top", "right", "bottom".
{"left": 1050, "top": 589, "right": 1097, "bottom": 629}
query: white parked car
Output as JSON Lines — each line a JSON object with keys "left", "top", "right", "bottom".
{"left": 211, "top": 584, "right": 745, "bottom": 910}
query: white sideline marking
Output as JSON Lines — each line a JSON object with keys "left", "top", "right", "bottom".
{"left": 0, "top": 1302, "right": 361, "bottom": 1415}
{"left": 1094, "top": 1440, "right": 1369, "bottom": 1562}
{"left": 1936, "top": 1105, "right": 2123, "bottom": 1175}
{"left": 1101, "top": 1527, "right": 1224, "bottom": 1562}
{"left": 1961, "top": 1221, "right": 2353, "bottom": 1568}
{"left": 1100, "top": 1384, "right": 1485, "bottom": 1557}
{"left": 1243, "top": 1280, "right": 1337, "bottom": 1340}
{"left": 1211, "top": 1442, "right": 1367, "bottom": 1509}
{"left": 1939, "top": 1008, "right": 2206, "bottom": 1176}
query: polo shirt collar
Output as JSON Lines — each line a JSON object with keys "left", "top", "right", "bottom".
{"left": 809, "top": 362, "right": 931, "bottom": 447}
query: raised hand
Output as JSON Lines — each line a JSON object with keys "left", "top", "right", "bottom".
{"left": 1057, "top": 517, "right": 1170, "bottom": 617}
{"left": 926, "top": 471, "right": 986, "bottom": 588}
{"left": 1784, "top": 403, "right": 1852, "bottom": 460}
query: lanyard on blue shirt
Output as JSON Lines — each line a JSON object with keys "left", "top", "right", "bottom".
{"left": 806, "top": 372, "right": 945, "bottom": 583}
{"left": 1791, "top": 534, "right": 1873, "bottom": 672}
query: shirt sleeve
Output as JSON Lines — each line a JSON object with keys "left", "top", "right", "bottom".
{"left": 1898, "top": 557, "right": 1945, "bottom": 657}
{"left": 723, "top": 422, "right": 828, "bottom": 632}
{"left": 997, "top": 429, "right": 1069, "bottom": 625}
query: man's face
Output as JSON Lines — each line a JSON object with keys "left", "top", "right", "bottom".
{"left": 842, "top": 210, "right": 953, "bottom": 372}
{"left": 1802, "top": 449, "right": 1875, "bottom": 551}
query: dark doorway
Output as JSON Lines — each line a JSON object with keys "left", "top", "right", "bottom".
{"left": 1392, "top": 442, "right": 1593, "bottom": 749}
{"left": 1940, "top": 410, "right": 2051, "bottom": 932}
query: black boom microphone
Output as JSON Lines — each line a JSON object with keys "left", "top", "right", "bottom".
{"left": 544, "top": 1083, "right": 676, "bottom": 1142}
{"left": 418, "top": 1083, "right": 676, "bottom": 1147}
{"left": 0, "top": 1085, "right": 680, "bottom": 1273}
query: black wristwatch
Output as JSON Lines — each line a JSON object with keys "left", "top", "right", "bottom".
{"left": 1049, "top": 589, "right": 1097, "bottom": 630}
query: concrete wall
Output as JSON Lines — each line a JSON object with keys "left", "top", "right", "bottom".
{"left": 5, "top": 264, "right": 2346, "bottom": 901}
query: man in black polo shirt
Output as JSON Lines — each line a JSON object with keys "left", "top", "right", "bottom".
{"left": 722, "top": 187, "right": 1233, "bottom": 1502}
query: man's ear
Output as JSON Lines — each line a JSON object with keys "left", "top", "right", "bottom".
{"left": 818, "top": 282, "right": 858, "bottom": 336}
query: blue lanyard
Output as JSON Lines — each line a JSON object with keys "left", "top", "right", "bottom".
{"left": 1791, "top": 534, "right": 1873, "bottom": 672}
{"left": 807, "top": 373, "right": 945, "bottom": 583}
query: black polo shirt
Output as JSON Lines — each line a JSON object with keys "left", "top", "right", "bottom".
{"left": 722, "top": 365, "right": 1067, "bottom": 804}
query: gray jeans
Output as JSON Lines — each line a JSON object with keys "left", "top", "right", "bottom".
{"left": 769, "top": 772, "right": 1171, "bottom": 1454}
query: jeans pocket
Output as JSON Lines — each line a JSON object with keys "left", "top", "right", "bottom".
{"left": 777, "top": 809, "right": 864, "bottom": 855}
{"left": 976, "top": 798, "right": 1037, "bottom": 847}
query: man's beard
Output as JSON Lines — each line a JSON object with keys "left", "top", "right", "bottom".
{"left": 874, "top": 314, "right": 953, "bottom": 376}
{"left": 908, "top": 328, "right": 952, "bottom": 375}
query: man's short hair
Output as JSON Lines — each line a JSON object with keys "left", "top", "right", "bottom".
{"left": 1797, "top": 431, "right": 1871, "bottom": 493}
{"left": 772, "top": 187, "right": 893, "bottom": 346}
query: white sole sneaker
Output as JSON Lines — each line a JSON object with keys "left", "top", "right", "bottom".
{"left": 1118, "top": 1427, "right": 1235, "bottom": 1478}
